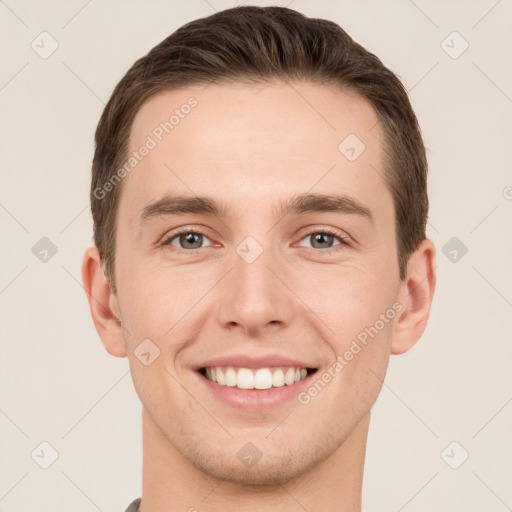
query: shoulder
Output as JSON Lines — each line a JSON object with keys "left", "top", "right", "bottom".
{"left": 124, "top": 497, "right": 141, "bottom": 512}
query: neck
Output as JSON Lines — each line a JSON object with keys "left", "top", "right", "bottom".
{"left": 139, "top": 408, "right": 369, "bottom": 512}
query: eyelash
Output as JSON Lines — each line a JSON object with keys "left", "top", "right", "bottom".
{"left": 160, "top": 226, "right": 350, "bottom": 255}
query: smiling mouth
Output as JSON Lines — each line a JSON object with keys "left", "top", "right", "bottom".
{"left": 199, "top": 366, "right": 318, "bottom": 390}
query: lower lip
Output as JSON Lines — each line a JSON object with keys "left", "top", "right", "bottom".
{"left": 196, "top": 371, "right": 315, "bottom": 409}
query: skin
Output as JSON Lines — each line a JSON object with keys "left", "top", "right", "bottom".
{"left": 82, "top": 82, "right": 436, "bottom": 512}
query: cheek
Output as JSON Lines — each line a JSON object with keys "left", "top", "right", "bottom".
{"left": 297, "top": 265, "right": 398, "bottom": 403}
{"left": 315, "top": 320, "right": 393, "bottom": 422}
{"left": 296, "top": 263, "right": 398, "bottom": 344}
{"left": 116, "top": 259, "right": 199, "bottom": 339}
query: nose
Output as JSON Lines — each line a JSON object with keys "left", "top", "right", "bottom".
{"left": 216, "top": 243, "right": 295, "bottom": 337}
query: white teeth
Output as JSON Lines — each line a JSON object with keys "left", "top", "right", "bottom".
{"left": 254, "top": 368, "right": 273, "bottom": 389}
{"left": 237, "top": 368, "right": 254, "bottom": 389}
{"left": 216, "top": 368, "right": 225, "bottom": 386}
{"left": 284, "top": 368, "right": 295, "bottom": 385}
{"left": 272, "top": 369, "right": 285, "bottom": 387}
{"left": 225, "top": 367, "right": 237, "bottom": 387}
{"left": 204, "top": 365, "right": 310, "bottom": 389}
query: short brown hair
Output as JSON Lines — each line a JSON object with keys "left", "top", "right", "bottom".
{"left": 91, "top": 6, "right": 428, "bottom": 294}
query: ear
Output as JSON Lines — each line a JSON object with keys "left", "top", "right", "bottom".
{"left": 81, "top": 246, "right": 127, "bottom": 357}
{"left": 391, "top": 238, "right": 437, "bottom": 355}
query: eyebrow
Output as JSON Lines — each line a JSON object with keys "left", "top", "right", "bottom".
{"left": 137, "top": 192, "right": 374, "bottom": 227}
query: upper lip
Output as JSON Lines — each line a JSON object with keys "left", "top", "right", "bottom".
{"left": 195, "top": 354, "right": 317, "bottom": 370}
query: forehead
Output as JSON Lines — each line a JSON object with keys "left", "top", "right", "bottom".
{"left": 129, "top": 81, "right": 381, "bottom": 158}
{"left": 120, "top": 81, "right": 389, "bottom": 226}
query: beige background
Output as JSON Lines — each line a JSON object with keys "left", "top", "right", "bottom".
{"left": 1, "top": 0, "right": 511, "bottom": 510}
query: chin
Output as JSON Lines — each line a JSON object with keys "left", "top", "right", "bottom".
{"left": 183, "top": 439, "right": 334, "bottom": 486}
{"left": 192, "top": 457, "right": 310, "bottom": 486}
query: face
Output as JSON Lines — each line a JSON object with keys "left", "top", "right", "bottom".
{"left": 110, "top": 82, "right": 406, "bottom": 484}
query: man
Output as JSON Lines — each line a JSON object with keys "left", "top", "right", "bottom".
{"left": 82, "top": 6, "right": 436, "bottom": 511}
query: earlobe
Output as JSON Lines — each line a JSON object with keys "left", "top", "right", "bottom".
{"left": 390, "top": 238, "right": 437, "bottom": 355}
{"left": 81, "top": 246, "right": 127, "bottom": 357}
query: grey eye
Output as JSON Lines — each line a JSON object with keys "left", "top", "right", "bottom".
{"left": 168, "top": 231, "right": 213, "bottom": 250}
{"left": 299, "top": 231, "right": 344, "bottom": 250}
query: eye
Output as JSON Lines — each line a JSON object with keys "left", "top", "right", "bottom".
{"left": 162, "top": 229, "right": 214, "bottom": 252}
{"left": 297, "top": 228, "right": 350, "bottom": 251}
{"left": 160, "top": 227, "right": 350, "bottom": 255}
